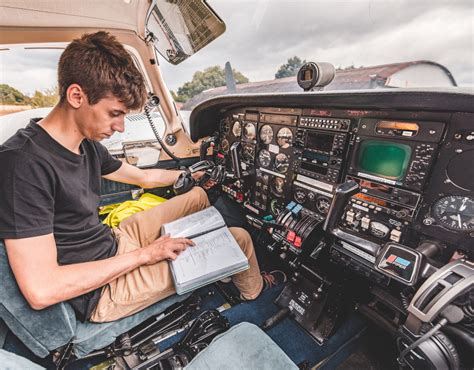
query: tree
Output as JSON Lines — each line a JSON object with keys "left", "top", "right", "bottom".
{"left": 0, "top": 84, "right": 30, "bottom": 105}
{"left": 30, "top": 87, "right": 59, "bottom": 108}
{"left": 275, "top": 56, "right": 306, "bottom": 79}
{"left": 171, "top": 90, "right": 187, "bottom": 103}
{"left": 176, "top": 65, "right": 249, "bottom": 101}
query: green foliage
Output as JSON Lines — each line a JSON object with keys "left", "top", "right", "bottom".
{"left": 171, "top": 90, "right": 187, "bottom": 103}
{"left": 175, "top": 65, "right": 249, "bottom": 102}
{"left": 30, "top": 87, "right": 59, "bottom": 108}
{"left": 0, "top": 83, "right": 30, "bottom": 105}
{"left": 275, "top": 56, "right": 306, "bottom": 79}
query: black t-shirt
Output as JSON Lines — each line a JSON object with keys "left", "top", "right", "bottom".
{"left": 0, "top": 120, "right": 123, "bottom": 321}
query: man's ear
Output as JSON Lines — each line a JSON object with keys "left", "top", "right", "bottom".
{"left": 65, "top": 84, "right": 86, "bottom": 108}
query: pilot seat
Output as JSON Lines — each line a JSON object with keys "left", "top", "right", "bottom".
{"left": 0, "top": 240, "right": 297, "bottom": 369}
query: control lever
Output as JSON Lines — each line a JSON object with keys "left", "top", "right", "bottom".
{"left": 200, "top": 135, "right": 217, "bottom": 160}
{"left": 323, "top": 180, "right": 359, "bottom": 233}
{"left": 245, "top": 214, "right": 286, "bottom": 231}
{"left": 230, "top": 141, "right": 243, "bottom": 179}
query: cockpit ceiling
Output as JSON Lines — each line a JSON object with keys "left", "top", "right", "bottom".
{"left": 0, "top": 0, "right": 149, "bottom": 33}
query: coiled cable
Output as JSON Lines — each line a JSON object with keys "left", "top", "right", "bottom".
{"left": 144, "top": 95, "right": 181, "bottom": 166}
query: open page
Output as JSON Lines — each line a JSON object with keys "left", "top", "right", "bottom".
{"left": 162, "top": 206, "right": 225, "bottom": 239}
{"left": 170, "top": 227, "right": 249, "bottom": 293}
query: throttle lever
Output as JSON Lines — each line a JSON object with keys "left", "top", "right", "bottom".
{"left": 323, "top": 180, "right": 359, "bottom": 233}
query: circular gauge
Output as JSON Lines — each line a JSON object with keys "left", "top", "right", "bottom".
{"left": 243, "top": 122, "right": 256, "bottom": 141}
{"left": 259, "top": 125, "right": 274, "bottom": 144}
{"left": 220, "top": 138, "right": 230, "bottom": 153}
{"left": 270, "top": 199, "right": 284, "bottom": 217}
{"left": 316, "top": 196, "right": 331, "bottom": 215}
{"left": 242, "top": 144, "right": 255, "bottom": 162}
{"left": 294, "top": 189, "right": 307, "bottom": 203}
{"left": 232, "top": 120, "right": 242, "bottom": 137}
{"left": 274, "top": 153, "right": 289, "bottom": 173}
{"left": 271, "top": 177, "right": 285, "bottom": 197}
{"left": 307, "top": 191, "right": 316, "bottom": 201}
{"left": 258, "top": 149, "right": 271, "bottom": 167}
{"left": 220, "top": 120, "right": 230, "bottom": 134}
{"left": 432, "top": 196, "right": 474, "bottom": 232}
{"left": 276, "top": 127, "right": 293, "bottom": 148}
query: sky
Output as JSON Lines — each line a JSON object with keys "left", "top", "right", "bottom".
{"left": 0, "top": 0, "right": 473, "bottom": 96}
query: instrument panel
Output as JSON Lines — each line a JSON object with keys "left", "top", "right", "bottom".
{"left": 214, "top": 104, "right": 474, "bottom": 264}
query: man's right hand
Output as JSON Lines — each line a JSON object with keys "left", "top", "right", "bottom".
{"left": 141, "top": 234, "right": 195, "bottom": 265}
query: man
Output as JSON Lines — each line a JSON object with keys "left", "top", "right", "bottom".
{"left": 0, "top": 32, "right": 269, "bottom": 323}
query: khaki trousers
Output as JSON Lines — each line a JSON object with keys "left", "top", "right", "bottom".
{"left": 90, "top": 187, "right": 263, "bottom": 322}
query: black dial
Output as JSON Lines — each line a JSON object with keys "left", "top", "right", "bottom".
{"left": 242, "top": 144, "right": 255, "bottom": 162}
{"left": 294, "top": 189, "right": 307, "bottom": 203}
{"left": 220, "top": 120, "right": 230, "bottom": 134}
{"left": 432, "top": 196, "right": 474, "bottom": 232}
{"left": 271, "top": 177, "right": 285, "bottom": 197}
{"left": 258, "top": 149, "right": 271, "bottom": 167}
{"left": 275, "top": 153, "right": 289, "bottom": 173}
{"left": 316, "top": 196, "right": 331, "bottom": 215}
{"left": 220, "top": 138, "right": 230, "bottom": 153}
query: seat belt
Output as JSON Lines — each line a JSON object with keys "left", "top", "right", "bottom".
{"left": 0, "top": 319, "right": 8, "bottom": 349}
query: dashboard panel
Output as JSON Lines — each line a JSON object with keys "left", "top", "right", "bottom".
{"left": 189, "top": 90, "right": 474, "bottom": 368}
{"left": 191, "top": 90, "right": 474, "bottom": 272}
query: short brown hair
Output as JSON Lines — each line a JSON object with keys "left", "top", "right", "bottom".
{"left": 58, "top": 31, "right": 146, "bottom": 109}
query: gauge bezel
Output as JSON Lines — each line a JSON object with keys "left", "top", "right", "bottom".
{"left": 276, "top": 127, "right": 293, "bottom": 148}
{"left": 274, "top": 153, "right": 289, "bottom": 173}
{"left": 259, "top": 124, "right": 274, "bottom": 144}
{"left": 243, "top": 122, "right": 256, "bottom": 141}
{"left": 271, "top": 176, "right": 285, "bottom": 197}
{"left": 258, "top": 149, "right": 271, "bottom": 167}
{"left": 232, "top": 120, "right": 242, "bottom": 137}
{"left": 220, "top": 138, "right": 230, "bottom": 153}
{"left": 432, "top": 195, "right": 474, "bottom": 232}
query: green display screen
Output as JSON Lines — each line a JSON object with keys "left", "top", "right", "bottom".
{"left": 358, "top": 140, "right": 411, "bottom": 180}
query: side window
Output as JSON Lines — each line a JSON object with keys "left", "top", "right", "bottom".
{"left": 0, "top": 47, "right": 62, "bottom": 143}
{"left": 0, "top": 45, "right": 165, "bottom": 167}
{"left": 102, "top": 111, "right": 166, "bottom": 168}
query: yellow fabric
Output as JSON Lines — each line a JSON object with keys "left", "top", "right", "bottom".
{"left": 100, "top": 193, "right": 167, "bottom": 228}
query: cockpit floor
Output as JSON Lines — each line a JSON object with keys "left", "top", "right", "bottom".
{"left": 158, "top": 283, "right": 367, "bottom": 369}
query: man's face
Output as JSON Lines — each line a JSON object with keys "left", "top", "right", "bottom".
{"left": 76, "top": 95, "right": 129, "bottom": 141}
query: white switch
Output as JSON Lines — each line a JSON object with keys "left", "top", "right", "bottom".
{"left": 390, "top": 229, "right": 402, "bottom": 242}
{"left": 361, "top": 217, "right": 370, "bottom": 229}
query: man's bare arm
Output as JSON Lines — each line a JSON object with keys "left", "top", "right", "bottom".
{"left": 103, "top": 162, "right": 182, "bottom": 188}
{"left": 5, "top": 233, "right": 193, "bottom": 310}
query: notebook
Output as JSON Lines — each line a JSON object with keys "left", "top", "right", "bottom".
{"left": 162, "top": 206, "right": 249, "bottom": 294}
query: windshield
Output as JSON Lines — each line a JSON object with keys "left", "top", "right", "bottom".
{"left": 1, "top": 1, "right": 472, "bottom": 123}
{"left": 159, "top": 0, "right": 473, "bottom": 111}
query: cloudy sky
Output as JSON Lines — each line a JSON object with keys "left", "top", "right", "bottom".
{"left": 1, "top": 0, "right": 473, "bottom": 95}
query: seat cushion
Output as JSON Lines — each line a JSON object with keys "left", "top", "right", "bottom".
{"left": 73, "top": 293, "right": 190, "bottom": 357}
{"left": 0, "top": 349, "right": 44, "bottom": 370}
{"left": 0, "top": 242, "right": 76, "bottom": 358}
{"left": 1, "top": 240, "right": 191, "bottom": 359}
{"left": 185, "top": 322, "right": 298, "bottom": 370}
